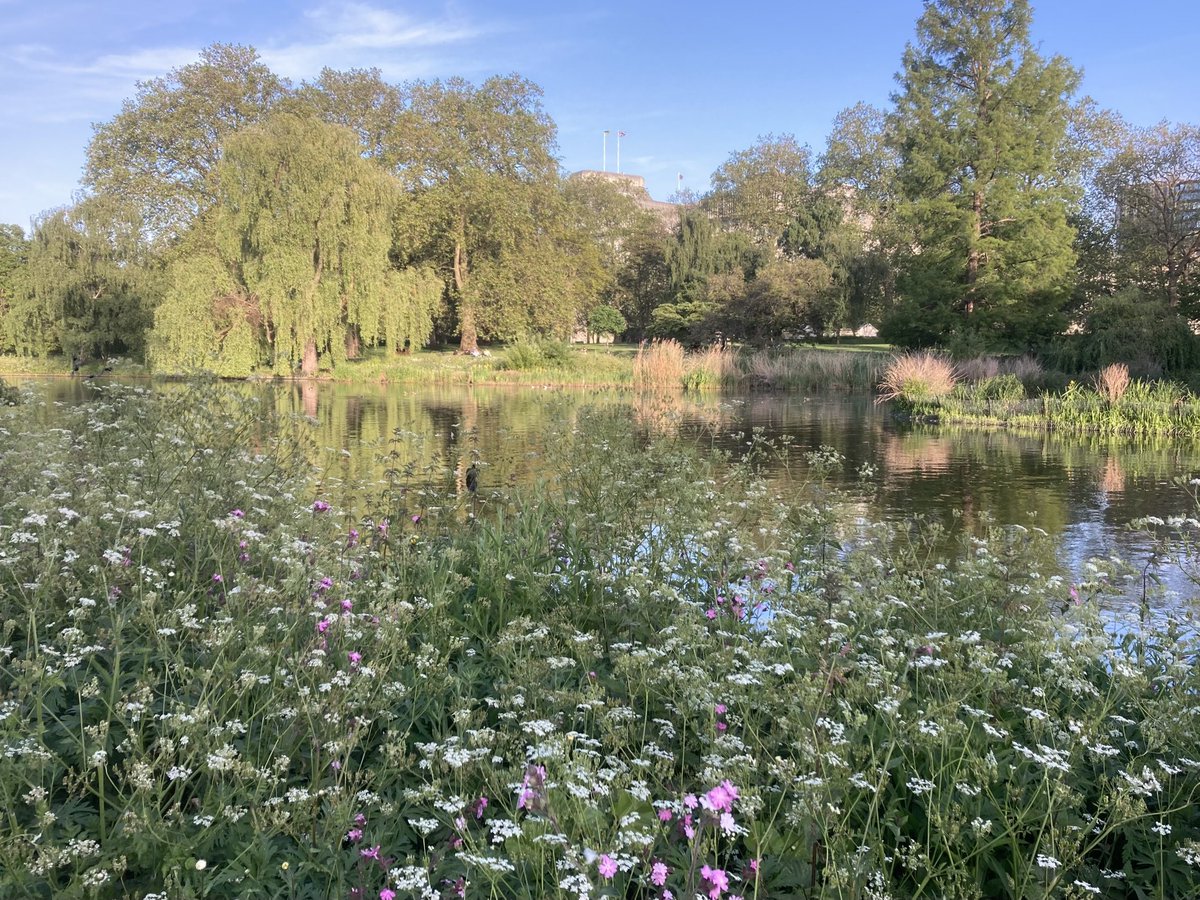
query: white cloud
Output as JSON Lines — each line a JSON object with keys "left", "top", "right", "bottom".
{"left": 260, "top": 1, "right": 490, "bottom": 80}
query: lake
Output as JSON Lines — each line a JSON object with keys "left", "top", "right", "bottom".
{"left": 21, "top": 376, "right": 1200, "bottom": 625}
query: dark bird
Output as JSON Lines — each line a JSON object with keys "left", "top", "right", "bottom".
{"left": 465, "top": 464, "right": 479, "bottom": 494}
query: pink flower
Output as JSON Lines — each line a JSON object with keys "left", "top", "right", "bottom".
{"left": 411, "top": 514, "right": 421, "bottom": 524}
{"left": 346, "top": 828, "right": 363, "bottom": 843}
{"left": 380, "top": 891, "right": 396, "bottom": 900}
{"left": 211, "top": 573, "right": 223, "bottom": 583}
{"left": 701, "top": 865, "right": 729, "bottom": 898}
{"left": 348, "top": 651, "right": 362, "bottom": 666}
{"left": 313, "top": 500, "right": 330, "bottom": 512}
{"left": 598, "top": 854, "right": 617, "bottom": 880}
{"left": 317, "top": 617, "right": 332, "bottom": 633}
{"left": 651, "top": 860, "right": 669, "bottom": 886}
{"left": 360, "top": 844, "right": 380, "bottom": 859}
{"left": 715, "top": 704, "right": 727, "bottom": 715}
{"left": 704, "top": 780, "right": 738, "bottom": 813}
{"left": 719, "top": 811, "right": 737, "bottom": 834}
{"left": 472, "top": 796, "right": 488, "bottom": 819}
{"left": 342, "top": 598, "right": 353, "bottom": 611}
{"left": 705, "top": 608, "right": 717, "bottom": 619}
{"left": 230, "top": 509, "right": 244, "bottom": 518}
{"left": 657, "top": 808, "right": 673, "bottom": 822}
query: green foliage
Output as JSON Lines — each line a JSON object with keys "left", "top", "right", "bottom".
{"left": 85, "top": 43, "right": 287, "bottom": 241}
{"left": 890, "top": 0, "right": 1082, "bottom": 349}
{"left": 1095, "top": 121, "right": 1200, "bottom": 310}
{"left": 218, "top": 114, "right": 402, "bottom": 374}
{"left": 1051, "top": 288, "right": 1200, "bottom": 375}
{"left": 705, "top": 134, "right": 813, "bottom": 248}
{"left": 10, "top": 198, "right": 155, "bottom": 359}
{"left": 0, "top": 224, "right": 28, "bottom": 352}
{"left": 2, "top": 387, "right": 1200, "bottom": 898}
{"left": 586, "top": 304, "right": 626, "bottom": 340}
{"left": 498, "top": 338, "right": 574, "bottom": 371}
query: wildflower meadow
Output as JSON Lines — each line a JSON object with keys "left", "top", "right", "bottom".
{"left": 1, "top": 383, "right": 1199, "bottom": 899}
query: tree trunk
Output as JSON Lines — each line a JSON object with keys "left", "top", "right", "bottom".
{"left": 453, "top": 229, "right": 479, "bottom": 353}
{"left": 965, "top": 189, "right": 983, "bottom": 316}
{"left": 345, "top": 326, "right": 361, "bottom": 359}
{"left": 302, "top": 339, "right": 318, "bottom": 376}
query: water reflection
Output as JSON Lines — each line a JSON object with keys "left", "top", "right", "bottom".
{"left": 17, "top": 376, "right": 1200, "bottom": 624}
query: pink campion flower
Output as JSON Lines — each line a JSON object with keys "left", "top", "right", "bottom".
{"left": 348, "top": 528, "right": 360, "bottom": 547}
{"left": 598, "top": 854, "right": 617, "bottom": 880}
{"left": 342, "top": 599, "right": 353, "bottom": 611}
{"left": 651, "top": 860, "right": 669, "bottom": 886}
{"left": 317, "top": 617, "right": 332, "bottom": 633}
{"left": 230, "top": 509, "right": 244, "bottom": 518}
{"left": 657, "top": 808, "right": 673, "bottom": 822}
{"left": 346, "top": 828, "right": 363, "bottom": 843}
{"left": 360, "top": 844, "right": 380, "bottom": 859}
{"left": 313, "top": 500, "right": 330, "bottom": 512}
{"left": 472, "top": 796, "right": 488, "bottom": 819}
{"left": 716, "top": 721, "right": 727, "bottom": 732}
{"left": 354, "top": 813, "right": 367, "bottom": 826}
{"left": 682, "top": 794, "right": 698, "bottom": 810}
{"left": 719, "top": 811, "right": 737, "bottom": 834}
{"left": 380, "top": 890, "right": 396, "bottom": 900}
{"left": 703, "top": 780, "right": 738, "bottom": 813}
{"left": 700, "top": 865, "right": 729, "bottom": 898}
{"left": 411, "top": 514, "right": 421, "bottom": 524}
{"left": 212, "top": 573, "right": 223, "bottom": 583}
{"left": 715, "top": 704, "right": 727, "bottom": 715}
{"left": 705, "top": 608, "right": 718, "bottom": 620}
{"left": 348, "top": 651, "right": 362, "bottom": 666}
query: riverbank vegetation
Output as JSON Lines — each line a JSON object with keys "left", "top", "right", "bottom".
{"left": 0, "top": 1, "right": 1196, "bottom": 382}
{"left": 1, "top": 384, "right": 1199, "bottom": 899}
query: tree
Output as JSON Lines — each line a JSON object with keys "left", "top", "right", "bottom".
{"left": 220, "top": 114, "right": 406, "bottom": 374}
{"left": 1096, "top": 121, "right": 1200, "bottom": 310}
{"left": 11, "top": 198, "right": 154, "bottom": 359}
{"left": 888, "top": 0, "right": 1081, "bottom": 349}
{"left": 738, "top": 258, "right": 836, "bottom": 341}
{"left": 0, "top": 224, "right": 28, "bottom": 352}
{"left": 587, "top": 305, "right": 627, "bottom": 342}
{"left": 292, "top": 67, "right": 405, "bottom": 164}
{"left": 614, "top": 221, "right": 671, "bottom": 340}
{"left": 86, "top": 44, "right": 288, "bottom": 241}
{"left": 705, "top": 135, "right": 813, "bottom": 248}
{"left": 395, "top": 75, "right": 564, "bottom": 352}
{"left": 819, "top": 103, "right": 901, "bottom": 217}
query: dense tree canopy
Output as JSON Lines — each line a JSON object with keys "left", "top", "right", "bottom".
{"left": 3, "top": 13, "right": 1197, "bottom": 368}
{"left": 886, "top": 0, "right": 1082, "bottom": 350}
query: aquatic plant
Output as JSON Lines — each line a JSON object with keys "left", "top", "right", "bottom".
{"left": 877, "top": 352, "right": 958, "bottom": 407}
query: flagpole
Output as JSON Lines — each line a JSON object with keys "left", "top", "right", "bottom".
{"left": 616, "top": 130, "right": 622, "bottom": 174}
{"left": 602, "top": 130, "right": 609, "bottom": 172}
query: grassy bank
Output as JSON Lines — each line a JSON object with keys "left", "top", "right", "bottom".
{"left": 1, "top": 384, "right": 1198, "bottom": 898}
{"left": 0, "top": 343, "right": 894, "bottom": 393}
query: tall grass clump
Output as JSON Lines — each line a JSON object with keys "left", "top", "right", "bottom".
{"left": 737, "top": 347, "right": 888, "bottom": 392}
{"left": 877, "top": 351, "right": 958, "bottom": 407}
{"left": 682, "top": 343, "right": 735, "bottom": 391}
{"left": 2, "top": 384, "right": 1200, "bottom": 898}
{"left": 633, "top": 338, "right": 685, "bottom": 390}
{"left": 1094, "top": 362, "right": 1132, "bottom": 404}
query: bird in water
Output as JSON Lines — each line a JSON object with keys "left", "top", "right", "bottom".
{"left": 465, "top": 463, "right": 479, "bottom": 494}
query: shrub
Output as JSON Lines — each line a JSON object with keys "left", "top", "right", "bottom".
{"left": 498, "top": 338, "right": 574, "bottom": 371}
{"left": 877, "top": 352, "right": 957, "bottom": 406}
{"left": 1053, "top": 287, "right": 1200, "bottom": 375}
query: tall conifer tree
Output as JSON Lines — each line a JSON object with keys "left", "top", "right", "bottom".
{"left": 888, "top": 0, "right": 1081, "bottom": 348}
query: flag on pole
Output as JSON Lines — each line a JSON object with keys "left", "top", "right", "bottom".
{"left": 618, "top": 131, "right": 626, "bottom": 137}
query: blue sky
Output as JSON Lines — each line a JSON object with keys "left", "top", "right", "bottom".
{"left": 2, "top": 0, "right": 1197, "bottom": 230}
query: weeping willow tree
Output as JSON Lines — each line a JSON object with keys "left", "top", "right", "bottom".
{"left": 152, "top": 114, "right": 441, "bottom": 375}
{"left": 8, "top": 198, "right": 154, "bottom": 359}
{"left": 219, "top": 114, "right": 403, "bottom": 374}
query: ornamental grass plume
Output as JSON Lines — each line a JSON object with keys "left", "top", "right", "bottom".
{"left": 1094, "top": 362, "right": 1131, "bottom": 405}
{"left": 634, "top": 339, "right": 686, "bottom": 391}
{"left": 877, "top": 352, "right": 957, "bottom": 405}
